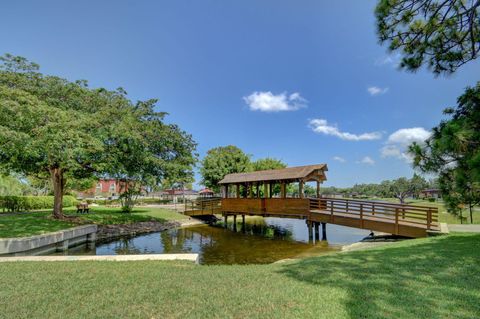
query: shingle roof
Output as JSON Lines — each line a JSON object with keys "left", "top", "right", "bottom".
{"left": 219, "top": 164, "right": 327, "bottom": 184}
{"left": 199, "top": 188, "right": 214, "bottom": 194}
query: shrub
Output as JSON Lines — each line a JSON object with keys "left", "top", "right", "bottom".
{"left": 0, "top": 195, "right": 78, "bottom": 213}
{"left": 121, "top": 205, "right": 132, "bottom": 213}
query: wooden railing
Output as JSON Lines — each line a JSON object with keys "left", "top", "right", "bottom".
{"left": 309, "top": 197, "right": 438, "bottom": 230}
{"left": 184, "top": 198, "right": 222, "bottom": 215}
{"left": 221, "top": 198, "right": 310, "bottom": 216}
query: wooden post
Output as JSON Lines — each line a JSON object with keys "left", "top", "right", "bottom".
{"left": 299, "top": 180, "right": 304, "bottom": 199}
{"left": 360, "top": 203, "right": 364, "bottom": 228}
{"left": 330, "top": 199, "right": 334, "bottom": 223}
{"left": 236, "top": 184, "right": 240, "bottom": 199}
{"left": 224, "top": 215, "right": 228, "bottom": 229}
{"left": 242, "top": 214, "right": 246, "bottom": 233}
{"left": 224, "top": 185, "right": 229, "bottom": 199}
{"left": 233, "top": 215, "right": 237, "bottom": 232}
{"left": 269, "top": 183, "right": 273, "bottom": 198}
{"left": 427, "top": 208, "right": 432, "bottom": 230}
{"left": 395, "top": 208, "right": 399, "bottom": 235}
{"left": 307, "top": 221, "right": 313, "bottom": 243}
{"left": 316, "top": 181, "right": 320, "bottom": 198}
{"left": 249, "top": 183, "right": 253, "bottom": 199}
{"left": 281, "top": 182, "right": 286, "bottom": 199}
{"left": 264, "top": 182, "right": 268, "bottom": 199}
{"left": 321, "top": 222, "right": 327, "bottom": 241}
{"left": 314, "top": 222, "right": 320, "bottom": 241}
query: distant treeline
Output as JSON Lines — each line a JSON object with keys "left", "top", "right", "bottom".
{"left": 320, "top": 174, "right": 437, "bottom": 202}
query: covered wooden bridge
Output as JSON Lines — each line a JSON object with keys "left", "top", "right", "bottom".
{"left": 184, "top": 164, "right": 439, "bottom": 238}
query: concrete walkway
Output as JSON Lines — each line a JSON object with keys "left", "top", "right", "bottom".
{"left": 447, "top": 224, "right": 480, "bottom": 233}
{"left": 0, "top": 253, "right": 199, "bottom": 263}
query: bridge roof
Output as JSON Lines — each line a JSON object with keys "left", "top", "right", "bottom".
{"left": 219, "top": 164, "right": 328, "bottom": 184}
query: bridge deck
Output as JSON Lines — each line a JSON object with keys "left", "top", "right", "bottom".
{"left": 184, "top": 197, "right": 439, "bottom": 238}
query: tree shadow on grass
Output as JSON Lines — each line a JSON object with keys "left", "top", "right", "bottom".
{"left": 278, "top": 234, "right": 480, "bottom": 319}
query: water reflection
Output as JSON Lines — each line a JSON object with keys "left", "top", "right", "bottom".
{"left": 53, "top": 217, "right": 370, "bottom": 265}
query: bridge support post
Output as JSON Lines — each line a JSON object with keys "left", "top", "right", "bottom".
{"left": 307, "top": 221, "right": 313, "bottom": 243}
{"left": 242, "top": 214, "right": 246, "bottom": 233}
{"left": 224, "top": 215, "right": 228, "bottom": 229}
{"left": 314, "top": 222, "right": 320, "bottom": 241}
{"left": 233, "top": 215, "right": 237, "bottom": 232}
{"left": 321, "top": 222, "right": 327, "bottom": 241}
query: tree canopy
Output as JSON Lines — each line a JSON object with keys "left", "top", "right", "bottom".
{"left": 0, "top": 54, "right": 196, "bottom": 217}
{"left": 375, "top": 1, "right": 480, "bottom": 223}
{"left": 199, "top": 146, "right": 290, "bottom": 193}
{"left": 199, "top": 145, "right": 251, "bottom": 192}
{"left": 251, "top": 158, "right": 287, "bottom": 171}
{"left": 320, "top": 174, "right": 430, "bottom": 202}
{"left": 410, "top": 82, "right": 480, "bottom": 222}
{"left": 376, "top": 0, "right": 480, "bottom": 74}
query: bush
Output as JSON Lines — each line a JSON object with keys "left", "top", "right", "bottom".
{"left": 0, "top": 195, "right": 78, "bottom": 213}
{"left": 121, "top": 205, "right": 132, "bottom": 213}
{"left": 428, "top": 197, "right": 436, "bottom": 202}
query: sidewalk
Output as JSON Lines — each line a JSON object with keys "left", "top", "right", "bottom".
{"left": 447, "top": 224, "right": 480, "bottom": 233}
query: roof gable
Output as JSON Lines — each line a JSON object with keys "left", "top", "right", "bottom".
{"left": 219, "top": 164, "right": 327, "bottom": 184}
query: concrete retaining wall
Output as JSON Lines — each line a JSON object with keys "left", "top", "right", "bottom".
{"left": 0, "top": 225, "right": 97, "bottom": 256}
{"left": 0, "top": 254, "right": 199, "bottom": 263}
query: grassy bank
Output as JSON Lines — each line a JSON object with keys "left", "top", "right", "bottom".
{"left": 0, "top": 233, "right": 478, "bottom": 318}
{"left": 0, "top": 207, "right": 188, "bottom": 238}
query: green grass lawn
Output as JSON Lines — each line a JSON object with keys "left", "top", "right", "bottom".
{"left": 0, "top": 207, "right": 188, "bottom": 238}
{"left": 0, "top": 233, "right": 478, "bottom": 319}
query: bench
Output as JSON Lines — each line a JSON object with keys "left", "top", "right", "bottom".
{"left": 76, "top": 203, "right": 90, "bottom": 214}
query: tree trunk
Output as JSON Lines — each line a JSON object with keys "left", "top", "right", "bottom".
{"left": 50, "top": 167, "right": 65, "bottom": 219}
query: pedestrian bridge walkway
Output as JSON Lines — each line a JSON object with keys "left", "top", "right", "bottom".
{"left": 184, "top": 197, "right": 438, "bottom": 238}
{"left": 184, "top": 164, "right": 439, "bottom": 238}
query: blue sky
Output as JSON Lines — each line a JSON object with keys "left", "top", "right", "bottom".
{"left": 1, "top": 1, "right": 479, "bottom": 188}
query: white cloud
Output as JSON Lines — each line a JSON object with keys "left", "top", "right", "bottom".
{"left": 381, "top": 127, "right": 431, "bottom": 162}
{"left": 308, "top": 118, "right": 382, "bottom": 141}
{"left": 386, "top": 127, "right": 431, "bottom": 145}
{"left": 358, "top": 156, "right": 375, "bottom": 165}
{"left": 374, "top": 54, "right": 401, "bottom": 67}
{"left": 243, "top": 91, "right": 307, "bottom": 112}
{"left": 367, "top": 86, "right": 389, "bottom": 96}
{"left": 333, "top": 156, "right": 346, "bottom": 163}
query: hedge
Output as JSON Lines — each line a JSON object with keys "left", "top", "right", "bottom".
{"left": 86, "top": 198, "right": 174, "bottom": 206}
{"left": 0, "top": 195, "right": 78, "bottom": 213}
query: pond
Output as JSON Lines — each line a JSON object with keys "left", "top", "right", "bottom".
{"left": 54, "top": 217, "right": 370, "bottom": 264}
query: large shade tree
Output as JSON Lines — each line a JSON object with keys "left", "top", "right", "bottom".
{"left": 376, "top": 0, "right": 480, "bottom": 74}
{"left": 376, "top": 1, "right": 480, "bottom": 222}
{"left": 0, "top": 54, "right": 196, "bottom": 218}
{"left": 199, "top": 145, "right": 251, "bottom": 192}
{"left": 410, "top": 83, "right": 480, "bottom": 223}
{"left": 106, "top": 99, "right": 196, "bottom": 212}
{"left": 251, "top": 158, "right": 286, "bottom": 171}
